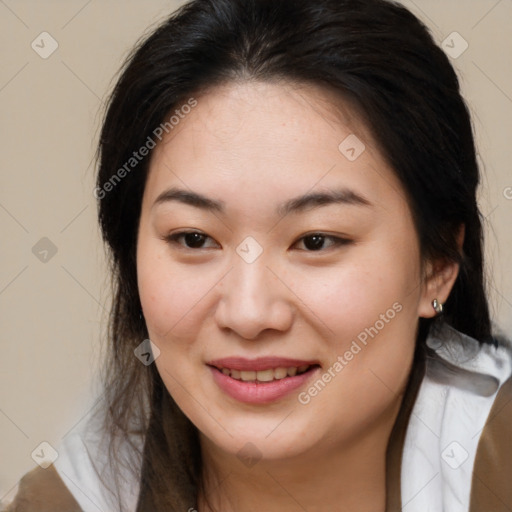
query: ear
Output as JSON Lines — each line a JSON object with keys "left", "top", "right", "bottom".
{"left": 417, "top": 225, "right": 465, "bottom": 318}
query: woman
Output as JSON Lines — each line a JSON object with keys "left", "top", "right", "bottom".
{"left": 6, "top": 0, "right": 512, "bottom": 511}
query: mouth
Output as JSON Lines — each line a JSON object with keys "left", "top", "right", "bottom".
{"left": 207, "top": 357, "right": 321, "bottom": 404}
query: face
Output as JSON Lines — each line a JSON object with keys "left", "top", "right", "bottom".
{"left": 136, "top": 81, "right": 439, "bottom": 463}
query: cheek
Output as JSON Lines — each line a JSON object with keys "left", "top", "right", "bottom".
{"left": 290, "top": 263, "right": 418, "bottom": 434}
{"left": 137, "top": 242, "right": 216, "bottom": 342}
{"left": 289, "top": 252, "right": 417, "bottom": 338}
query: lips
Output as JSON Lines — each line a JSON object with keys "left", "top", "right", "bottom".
{"left": 208, "top": 357, "right": 320, "bottom": 404}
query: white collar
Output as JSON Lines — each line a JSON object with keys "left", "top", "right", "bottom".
{"left": 401, "top": 322, "right": 512, "bottom": 512}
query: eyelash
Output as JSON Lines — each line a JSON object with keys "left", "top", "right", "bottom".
{"left": 163, "top": 230, "right": 352, "bottom": 252}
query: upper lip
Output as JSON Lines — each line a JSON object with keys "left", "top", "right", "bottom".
{"left": 207, "top": 357, "right": 320, "bottom": 371}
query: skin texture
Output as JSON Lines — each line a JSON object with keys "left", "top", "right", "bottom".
{"left": 136, "top": 81, "right": 460, "bottom": 512}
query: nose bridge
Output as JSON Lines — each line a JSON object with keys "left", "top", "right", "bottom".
{"left": 232, "top": 256, "right": 271, "bottom": 304}
{"left": 215, "top": 254, "right": 293, "bottom": 339}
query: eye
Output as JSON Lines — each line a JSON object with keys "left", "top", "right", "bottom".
{"left": 293, "top": 233, "right": 352, "bottom": 251}
{"left": 163, "top": 231, "right": 351, "bottom": 252}
{"left": 164, "top": 230, "right": 220, "bottom": 249}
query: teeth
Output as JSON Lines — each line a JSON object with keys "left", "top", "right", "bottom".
{"left": 219, "top": 365, "right": 311, "bottom": 382}
{"left": 256, "top": 369, "right": 274, "bottom": 382}
{"left": 240, "top": 370, "right": 256, "bottom": 381}
{"left": 274, "top": 367, "right": 288, "bottom": 379}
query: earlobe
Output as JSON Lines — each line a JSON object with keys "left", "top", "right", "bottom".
{"left": 418, "top": 259, "right": 460, "bottom": 318}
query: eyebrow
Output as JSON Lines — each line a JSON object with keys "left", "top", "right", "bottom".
{"left": 152, "top": 186, "right": 372, "bottom": 216}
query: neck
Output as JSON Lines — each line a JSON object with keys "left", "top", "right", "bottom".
{"left": 198, "top": 398, "right": 402, "bottom": 512}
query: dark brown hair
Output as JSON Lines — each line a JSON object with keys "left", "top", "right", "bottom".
{"left": 95, "top": 0, "right": 492, "bottom": 509}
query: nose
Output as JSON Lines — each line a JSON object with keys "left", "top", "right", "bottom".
{"left": 214, "top": 258, "right": 294, "bottom": 340}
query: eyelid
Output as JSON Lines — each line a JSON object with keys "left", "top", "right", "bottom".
{"left": 163, "top": 230, "right": 220, "bottom": 249}
{"left": 162, "top": 230, "right": 353, "bottom": 252}
{"left": 292, "top": 232, "right": 353, "bottom": 251}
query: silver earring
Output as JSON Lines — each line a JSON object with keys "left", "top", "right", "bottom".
{"left": 432, "top": 299, "right": 443, "bottom": 315}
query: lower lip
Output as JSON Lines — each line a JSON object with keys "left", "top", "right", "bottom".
{"left": 209, "top": 366, "right": 319, "bottom": 404}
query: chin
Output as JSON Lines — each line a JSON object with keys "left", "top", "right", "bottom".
{"left": 198, "top": 411, "right": 322, "bottom": 462}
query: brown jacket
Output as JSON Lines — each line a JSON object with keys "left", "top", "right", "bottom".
{"left": 5, "top": 369, "right": 512, "bottom": 511}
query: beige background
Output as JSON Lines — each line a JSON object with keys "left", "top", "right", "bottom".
{"left": 1, "top": 0, "right": 511, "bottom": 502}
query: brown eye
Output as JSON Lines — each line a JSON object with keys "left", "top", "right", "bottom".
{"left": 294, "top": 233, "right": 352, "bottom": 252}
{"left": 165, "top": 231, "right": 219, "bottom": 249}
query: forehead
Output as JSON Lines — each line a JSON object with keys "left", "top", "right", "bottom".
{"left": 143, "top": 80, "right": 407, "bottom": 216}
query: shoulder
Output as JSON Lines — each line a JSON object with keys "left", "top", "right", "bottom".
{"left": 399, "top": 321, "right": 512, "bottom": 510}
{"left": 3, "top": 465, "right": 82, "bottom": 512}
{"left": 470, "top": 374, "right": 512, "bottom": 510}
{"left": 432, "top": 323, "right": 512, "bottom": 510}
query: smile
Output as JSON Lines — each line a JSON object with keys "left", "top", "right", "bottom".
{"left": 218, "top": 365, "right": 311, "bottom": 382}
{"left": 207, "top": 357, "right": 321, "bottom": 404}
